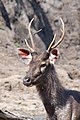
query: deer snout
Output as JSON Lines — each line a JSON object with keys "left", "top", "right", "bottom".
{"left": 23, "top": 77, "right": 32, "bottom": 86}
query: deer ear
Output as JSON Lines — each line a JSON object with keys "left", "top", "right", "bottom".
{"left": 49, "top": 48, "right": 59, "bottom": 64}
{"left": 17, "top": 48, "right": 32, "bottom": 65}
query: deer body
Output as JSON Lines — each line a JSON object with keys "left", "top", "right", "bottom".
{"left": 22, "top": 53, "right": 80, "bottom": 120}
{"left": 18, "top": 18, "right": 80, "bottom": 120}
{"left": 35, "top": 64, "right": 80, "bottom": 120}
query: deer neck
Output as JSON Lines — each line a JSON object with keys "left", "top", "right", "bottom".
{"left": 36, "top": 65, "right": 65, "bottom": 116}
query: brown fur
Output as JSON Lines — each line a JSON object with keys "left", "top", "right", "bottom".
{"left": 23, "top": 52, "right": 80, "bottom": 120}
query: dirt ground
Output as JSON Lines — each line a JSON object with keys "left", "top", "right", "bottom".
{"left": 0, "top": 0, "right": 80, "bottom": 119}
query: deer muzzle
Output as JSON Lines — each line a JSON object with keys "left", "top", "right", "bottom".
{"left": 23, "top": 77, "right": 32, "bottom": 86}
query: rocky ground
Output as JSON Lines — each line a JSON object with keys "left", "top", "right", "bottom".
{"left": 0, "top": 0, "right": 80, "bottom": 119}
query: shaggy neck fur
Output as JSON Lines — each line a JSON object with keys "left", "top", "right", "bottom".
{"left": 36, "top": 64, "right": 65, "bottom": 117}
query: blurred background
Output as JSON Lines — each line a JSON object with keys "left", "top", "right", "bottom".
{"left": 0, "top": 0, "right": 80, "bottom": 119}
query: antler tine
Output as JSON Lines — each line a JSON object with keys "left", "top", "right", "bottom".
{"left": 28, "top": 18, "right": 35, "bottom": 50}
{"left": 34, "top": 28, "right": 42, "bottom": 35}
{"left": 25, "top": 39, "right": 34, "bottom": 52}
{"left": 51, "top": 17, "right": 64, "bottom": 49}
{"left": 47, "top": 34, "right": 56, "bottom": 52}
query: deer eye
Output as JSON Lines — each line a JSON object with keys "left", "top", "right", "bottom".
{"left": 40, "top": 62, "right": 46, "bottom": 72}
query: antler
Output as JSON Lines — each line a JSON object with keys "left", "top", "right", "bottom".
{"left": 25, "top": 17, "right": 64, "bottom": 53}
{"left": 47, "top": 17, "right": 64, "bottom": 52}
{"left": 47, "top": 34, "right": 56, "bottom": 52}
{"left": 25, "top": 39, "right": 34, "bottom": 52}
{"left": 28, "top": 18, "right": 35, "bottom": 50}
{"left": 25, "top": 18, "right": 42, "bottom": 52}
{"left": 25, "top": 18, "right": 35, "bottom": 52}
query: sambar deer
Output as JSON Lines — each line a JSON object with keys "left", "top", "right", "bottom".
{"left": 18, "top": 18, "right": 80, "bottom": 120}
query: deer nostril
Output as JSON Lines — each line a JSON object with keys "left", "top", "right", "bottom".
{"left": 23, "top": 77, "right": 31, "bottom": 86}
{"left": 26, "top": 78, "right": 31, "bottom": 83}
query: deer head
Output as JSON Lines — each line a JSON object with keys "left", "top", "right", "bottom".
{"left": 17, "top": 18, "right": 64, "bottom": 86}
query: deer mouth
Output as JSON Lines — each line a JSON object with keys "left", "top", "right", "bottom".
{"left": 23, "top": 77, "right": 38, "bottom": 87}
{"left": 23, "top": 75, "right": 42, "bottom": 87}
